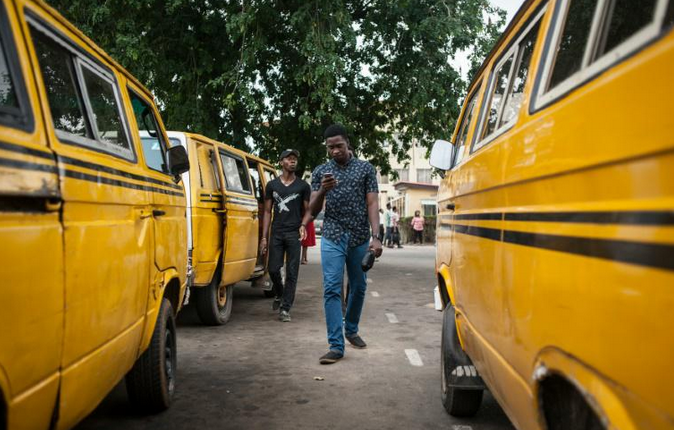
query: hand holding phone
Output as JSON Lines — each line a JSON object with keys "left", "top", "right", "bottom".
{"left": 321, "top": 172, "right": 337, "bottom": 191}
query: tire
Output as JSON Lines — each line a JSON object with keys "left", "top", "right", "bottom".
{"left": 194, "top": 275, "right": 233, "bottom": 326}
{"left": 441, "top": 305, "right": 484, "bottom": 417}
{"left": 126, "top": 298, "right": 176, "bottom": 413}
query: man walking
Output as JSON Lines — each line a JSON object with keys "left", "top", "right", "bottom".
{"left": 383, "top": 202, "right": 393, "bottom": 246}
{"left": 260, "top": 149, "right": 311, "bottom": 322}
{"left": 304, "top": 124, "right": 383, "bottom": 364}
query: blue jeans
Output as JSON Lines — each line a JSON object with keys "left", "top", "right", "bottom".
{"left": 321, "top": 234, "right": 369, "bottom": 354}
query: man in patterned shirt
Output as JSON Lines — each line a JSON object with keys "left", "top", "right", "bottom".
{"left": 303, "top": 124, "right": 383, "bottom": 364}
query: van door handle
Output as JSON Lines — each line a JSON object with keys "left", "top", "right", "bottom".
{"left": 252, "top": 211, "right": 258, "bottom": 219}
{"left": 445, "top": 203, "right": 456, "bottom": 210}
{"left": 213, "top": 208, "right": 227, "bottom": 214}
{"left": 152, "top": 210, "right": 166, "bottom": 217}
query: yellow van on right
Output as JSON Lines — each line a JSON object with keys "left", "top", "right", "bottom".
{"left": 430, "top": 1, "right": 674, "bottom": 429}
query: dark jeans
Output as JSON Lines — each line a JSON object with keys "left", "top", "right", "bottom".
{"left": 268, "top": 230, "right": 301, "bottom": 311}
{"left": 413, "top": 230, "right": 423, "bottom": 244}
{"left": 384, "top": 226, "right": 392, "bottom": 245}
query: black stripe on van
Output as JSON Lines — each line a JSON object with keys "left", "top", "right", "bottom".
{"left": 448, "top": 210, "right": 674, "bottom": 225}
{"left": 59, "top": 156, "right": 182, "bottom": 191}
{"left": 0, "top": 140, "right": 55, "bottom": 160}
{"left": 0, "top": 156, "right": 57, "bottom": 173}
{"left": 452, "top": 222, "right": 674, "bottom": 271}
{"left": 62, "top": 169, "right": 184, "bottom": 197}
{"left": 504, "top": 211, "right": 674, "bottom": 225}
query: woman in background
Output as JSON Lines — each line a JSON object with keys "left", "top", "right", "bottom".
{"left": 301, "top": 219, "right": 316, "bottom": 264}
{"left": 411, "top": 210, "right": 425, "bottom": 244}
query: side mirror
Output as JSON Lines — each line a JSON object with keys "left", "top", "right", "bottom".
{"left": 167, "top": 145, "right": 190, "bottom": 181}
{"left": 429, "top": 139, "right": 454, "bottom": 173}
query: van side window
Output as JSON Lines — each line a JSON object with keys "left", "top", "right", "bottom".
{"left": 31, "top": 24, "right": 134, "bottom": 160}
{"left": 80, "top": 65, "right": 130, "bottom": 150}
{"left": 452, "top": 91, "right": 478, "bottom": 168}
{"left": 548, "top": 0, "right": 598, "bottom": 89}
{"left": 246, "top": 158, "right": 263, "bottom": 202}
{"left": 481, "top": 55, "right": 514, "bottom": 140}
{"left": 219, "top": 152, "right": 251, "bottom": 194}
{"left": 536, "top": 0, "right": 669, "bottom": 109}
{"left": 32, "top": 30, "right": 90, "bottom": 139}
{"left": 500, "top": 20, "right": 541, "bottom": 126}
{"left": 474, "top": 8, "right": 544, "bottom": 150}
{"left": 130, "top": 90, "right": 168, "bottom": 173}
{"left": 0, "top": 35, "right": 17, "bottom": 109}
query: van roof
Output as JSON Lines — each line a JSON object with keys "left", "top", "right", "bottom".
{"left": 169, "top": 131, "right": 273, "bottom": 168}
{"left": 466, "top": 0, "right": 535, "bottom": 95}
{"left": 35, "top": 0, "right": 156, "bottom": 102}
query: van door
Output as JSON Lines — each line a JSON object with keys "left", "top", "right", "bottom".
{"left": 217, "top": 149, "right": 258, "bottom": 285}
{"left": 0, "top": 3, "right": 62, "bottom": 428}
{"left": 127, "top": 87, "right": 187, "bottom": 288}
{"left": 186, "top": 137, "right": 223, "bottom": 286}
{"left": 25, "top": 11, "right": 152, "bottom": 428}
{"left": 245, "top": 157, "right": 266, "bottom": 274}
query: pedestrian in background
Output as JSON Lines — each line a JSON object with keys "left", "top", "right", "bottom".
{"left": 301, "top": 220, "right": 316, "bottom": 264}
{"left": 260, "top": 149, "right": 311, "bottom": 322}
{"left": 411, "top": 210, "right": 425, "bottom": 244}
{"left": 383, "top": 202, "right": 393, "bottom": 246}
{"left": 304, "top": 123, "right": 383, "bottom": 365}
{"left": 390, "top": 206, "right": 402, "bottom": 249}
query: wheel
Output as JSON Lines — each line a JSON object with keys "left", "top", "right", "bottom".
{"left": 125, "top": 298, "right": 176, "bottom": 412}
{"left": 194, "top": 276, "right": 233, "bottom": 326}
{"left": 441, "top": 305, "right": 484, "bottom": 417}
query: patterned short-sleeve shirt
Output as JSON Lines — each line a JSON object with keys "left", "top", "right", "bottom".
{"left": 311, "top": 157, "right": 378, "bottom": 247}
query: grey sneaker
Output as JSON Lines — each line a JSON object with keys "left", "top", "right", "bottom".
{"left": 272, "top": 297, "right": 281, "bottom": 311}
{"left": 279, "top": 310, "right": 291, "bottom": 322}
{"left": 319, "top": 350, "right": 343, "bottom": 364}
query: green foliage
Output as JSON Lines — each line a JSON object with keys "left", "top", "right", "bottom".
{"left": 48, "top": 0, "right": 504, "bottom": 174}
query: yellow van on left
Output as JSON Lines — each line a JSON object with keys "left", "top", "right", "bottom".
{"left": 0, "top": 1, "right": 191, "bottom": 429}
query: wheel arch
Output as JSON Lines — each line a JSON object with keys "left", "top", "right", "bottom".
{"left": 533, "top": 348, "right": 636, "bottom": 430}
{"left": 437, "top": 263, "right": 455, "bottom": 309}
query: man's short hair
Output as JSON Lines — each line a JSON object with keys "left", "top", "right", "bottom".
{"left": 324, "top": 124, "right": 349, "bottom": 142}
{"left": 386, "top": 203, "right": 391, "bottom": 209}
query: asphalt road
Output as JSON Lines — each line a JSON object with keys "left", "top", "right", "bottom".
{"left": 77, "top": 243, "right": 515, "bottom": 430}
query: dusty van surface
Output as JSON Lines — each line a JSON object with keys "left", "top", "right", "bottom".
{"left": 431, "top": 1, "right": 674, "bottom": 429}
{"left": 168, "top": 131, "right": 277, "bottom": 325}
{"left": 0, "top": 1, "right": 190, "bottom": 428}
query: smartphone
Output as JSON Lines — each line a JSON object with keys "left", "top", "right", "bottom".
{"left": 323, "top": 172, "right": 334, "bottom": 179}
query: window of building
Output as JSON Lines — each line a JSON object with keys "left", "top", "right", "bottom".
{"left": 417, "top": 168, "right": 432, "bottom": 183}
{"left": 393, "top": 168, "right": 409, "bottom": 182}
{"left": 378, "top": 170, "right": 389, "bottom": 184}
{"left": 423, "top": 204, "right": 437, "bottom": 217}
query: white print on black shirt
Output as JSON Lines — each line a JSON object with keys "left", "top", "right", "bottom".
{"left": 273, "top": 191, "right": 300, "bottom": 213}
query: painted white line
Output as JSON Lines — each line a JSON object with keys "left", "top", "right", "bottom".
{"left": 367, "top": 278, "right": 373, "bottom": 284}
{"left": 385, "top": 313, "right": 399, "bottom": 323}
{"left": 452, "top": 425, "right": 473, "bottom": 430}
{"left": 371, "top": 291, "right": 380, "bottom": 297}
{"left": 405, "top": 349, "right": 424, "bottom": 367}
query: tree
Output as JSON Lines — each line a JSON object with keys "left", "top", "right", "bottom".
{"left": 48, "top": 0, "right": 504, "bottom": 174}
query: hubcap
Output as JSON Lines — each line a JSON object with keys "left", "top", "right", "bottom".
{"left": 217, "top": 284, "right": 228, "bottom": 308}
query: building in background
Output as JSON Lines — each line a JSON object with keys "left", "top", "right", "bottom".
{"left": 378, "top": 136, "right": 440, "bottom": 218}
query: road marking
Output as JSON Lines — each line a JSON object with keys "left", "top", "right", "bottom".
{"left": 385, "top": 313, "right": 399, "bottom": 323}
{"left": 452, "top": 426, "right": 473, "bottom": 430}
{"left": 405, "top": 349, "right": 424, "bottom": 367}
{"left": 371, "top": 291, "right": 380, "bottom": 297}
{"left": 367, "top": 278, "right": 373, "bottom": 284}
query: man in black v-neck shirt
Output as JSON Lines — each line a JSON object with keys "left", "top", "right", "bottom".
{"left": 260, "top": 149, "right": 311, "bottom": 322}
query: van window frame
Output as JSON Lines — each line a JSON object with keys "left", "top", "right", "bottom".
{"left": 27, "top": 14, "right": 137, "bottom": 163}
{"left": 0, "top": 2, "right": 34, "bottom": 132}
{"left": 450, "top": 83, "right": 481, "bottom": 170}
{"left": 471, "top": 5, "right": 547, "bottom": 154}
{"left": 129, "top": 87, "right": 170, "bottom": 175}
{"left": 218, "top": 149, "right": 253, "bottom": 195}
{"left": 531, "top": 0, "right": 671, "bottom": 113}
